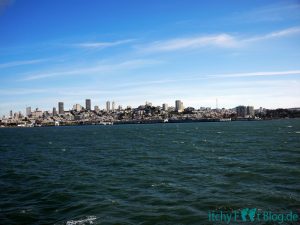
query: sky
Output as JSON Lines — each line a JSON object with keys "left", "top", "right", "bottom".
{"left": 0, "top": 0, "right": 300, "bottom": 116}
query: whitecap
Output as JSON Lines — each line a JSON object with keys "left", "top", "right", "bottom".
{"left": 66, "top": 216, "right": 97, "bottom": 225}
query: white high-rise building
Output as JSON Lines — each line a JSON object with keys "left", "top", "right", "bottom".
{"left": 112, "top": 101, "right": 115, "bottom": 112}
{"left": 162, "top": 103, "right": 168, "bottom": 111}
{"left": 73, "top": 104, "right": 82, "bottom": 112}
{"left": 26, "top": 107, "right": 31, "bottom": 117}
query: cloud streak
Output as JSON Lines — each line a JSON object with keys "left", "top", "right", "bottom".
{"left": 73, "top": 39, "right": 135, "bottom": 49}
{"left": 139, "top": 27, "right": 300, "bottom": 53}
{"left": 20, "top": 59, "right": 162, "bottom": 81}
{"left": 0, "top": 58, "right": 48, "bottom": 69}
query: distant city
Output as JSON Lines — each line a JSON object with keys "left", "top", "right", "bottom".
{"left": 1, "top": 99, "right": 300, "bottom": 127}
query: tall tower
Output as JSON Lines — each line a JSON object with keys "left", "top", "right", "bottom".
{"left": 58, "top": 102, "right": 64, "bottom": 114}
{"left": 53, "top": 107, "right": 57, "bottom": 116}
{"left": 26, "top": 107, "right": 31, "bottom": 117}
{"left": 86, "top": 99, "right": 91, "bottom": 110}
{"left": 112, "top": 101, "right": 115, "bottom": 112}
{"left": 175, "top": 100, "right": 184, "bottom": 112}
{"left": 106, "top": 101, "right": 110, "bottom": 111}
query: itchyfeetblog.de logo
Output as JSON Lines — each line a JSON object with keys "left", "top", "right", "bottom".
{"left": 208, "top": 208, "right": 299, "bottom": 224}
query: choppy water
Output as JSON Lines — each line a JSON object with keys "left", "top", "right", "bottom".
{"left": 0, "top": 119, "right": 300, "bottom": 225}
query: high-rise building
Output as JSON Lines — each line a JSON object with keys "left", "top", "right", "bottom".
{"left": 73, "top": 104, "right": 82, "bottom": 112}
{"left": 86, "top": 99, "right": 91, "bottom": 110}
{"left": 112, "top": 101, "right": 115, "bottom": 112}
{"left": 9, "top": 110, "right": 12, "bottom": 118}
{"left": 53, "top": 107, "right": 57, "bottom": 116}
{"left": 162, "top": 103, "right": 168, "bottom": 111}
{"left": 26, "top": 107, "right": 31, "bottom": 117}
{"left": 247, "top": 106, "right": 255, "bottom": 117}
{"left": 58, "top": 102, "right": 64, "bottom": 114}
{"left": 106, "top": 101, "right": 110, "bottom": 111}
{"left": 94, "top": 106, "right": 99, "bottom": 111}
{"left": 175, "top": 100, "right": 184, "bottom": 112}
{"left": 236, "top": 105, "right": 247, "bottom": 117}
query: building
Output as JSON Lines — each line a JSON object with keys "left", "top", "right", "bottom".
{"left": 73, "top": 104, "right": 82, "bottom": 112}
{"left": 162, "top": 103, "right": 168, "bottom": 111}
{"left": 31, "top": 108, "right": 43, "bottom": 118}
{"left": 106, "top": 101, "right": 110, "bottom": 111}
{"left": 9, "top": 110, "right": 12, "bottom": 118}
{"left": 58, "top": 102, "right": 64, "bottom": 114}
{"left": 247, "top": 106, "right": 255, "bottom": 117}
{"left": 85, "top": 99, "right": 91, "bottom": 110}
{"left": 175, "top": 100, "right": 184, "bottom": 112}
{"left": 236, "top": 106, "right": 247, "bottom": 117}
{"left": 94, "top": 106, "right": 99, "bottom": 112}
{"left": 112, "top": 101, "right": 115, "bottom": 112}
{"left": 26, "top": 107, "right": 31, "bottom": 117}
{"left": 53, "top": 107, "right": 57, "bottom": 116}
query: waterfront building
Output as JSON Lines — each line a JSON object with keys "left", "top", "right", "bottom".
{"left": 118, "top": 105, "right": 122, "bottom": 111}
{"left": 247, "top": 106, "right": 255, "bottom": 117}
{"left": 175, "top": 100, "right": 184, "bottom": 112}
{"left": 106, "top": 101, "right": 110, "bottom": 111}
{"left": 236, "top": 105, "right": 247, "bottom": 117}
{"left": 86, "top": 99, "right": 91, "bottom": 110}
{"left": 26, "top": 107, "right": 31, "bottom": 117}
{"left": 9, "top": 110, "right": 12, "bottom": 118}
{"left": 58, "top": 102, "right": 64, "bottom": 114}
{"left": 162, "top": 103, "right": 168, "bottom": 111}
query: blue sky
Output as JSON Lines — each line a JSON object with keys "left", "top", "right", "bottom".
{"left": 0, "top": 0, "right": 300, "bottom": 116}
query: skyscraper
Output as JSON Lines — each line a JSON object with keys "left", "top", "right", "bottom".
{"left": 162, "top": 103, "right": 168, "bottom": 111}
{"left": 53, "top": 107, "right": 57, "bottom": 116}
{"left": 112, "top": 101, "right": 115, "bottom": 112}
{"left": 175, "top": 100, "right": 184, "bottom": 112}
{"left": 26, "top": 107, "right": 31, "bottom": 117}
{"left": 9, "top": 110, "right": 13, "bottom": 118}
{"left": 106, "top": 101, "right": 110, "bottom": 111}
{"left": 86, "top": 99, "right": 91, "bottom": 110}
{"left": 247, "top": 106, "right": 255, "bottom": 117}
{"left": 58, "top": 102, "right": 64, "bottom": 114}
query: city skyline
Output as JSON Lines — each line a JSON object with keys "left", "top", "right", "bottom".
{"left": 1, "top": 0, "right": 300, "bottom": 116}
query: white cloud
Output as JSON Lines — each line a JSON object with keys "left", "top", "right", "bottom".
{"left": 0, "top": 58, "right": 48, "bottom": 69}
{"left": 141, "top": 34, "right": 239, "bottom": 52}
{"left": 73, "top": 39, "right": 135, "bottom": 49}
{"left": 244, "top": 27, "right": 300, "bottom": 42}
{"left": 20, "top": 59, "right": 162, "bottom": 81}
{"left": 139, "top": 26, "right": 300, "bottom": 53}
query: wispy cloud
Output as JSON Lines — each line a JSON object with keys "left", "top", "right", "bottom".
{"left": 244, "top": 27, "right": 300, "bottom": 42}
{"left": 20, "top": 59, "right": 162, "bottom": 81}
{"left": 0, "top": 58, "right": 48, "bottom": 69}
{"left": 140, "top": 34, "right": 238, "bottom": 52}
{"left": 139, "top": 26, "right": 300, "bottom": 53}
{"left": 73, "top": 39, "right": 135, "bottom": 49}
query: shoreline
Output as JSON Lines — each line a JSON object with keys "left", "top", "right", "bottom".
{"left": 1, "top": 117, "right": 298, "bottom": 128}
